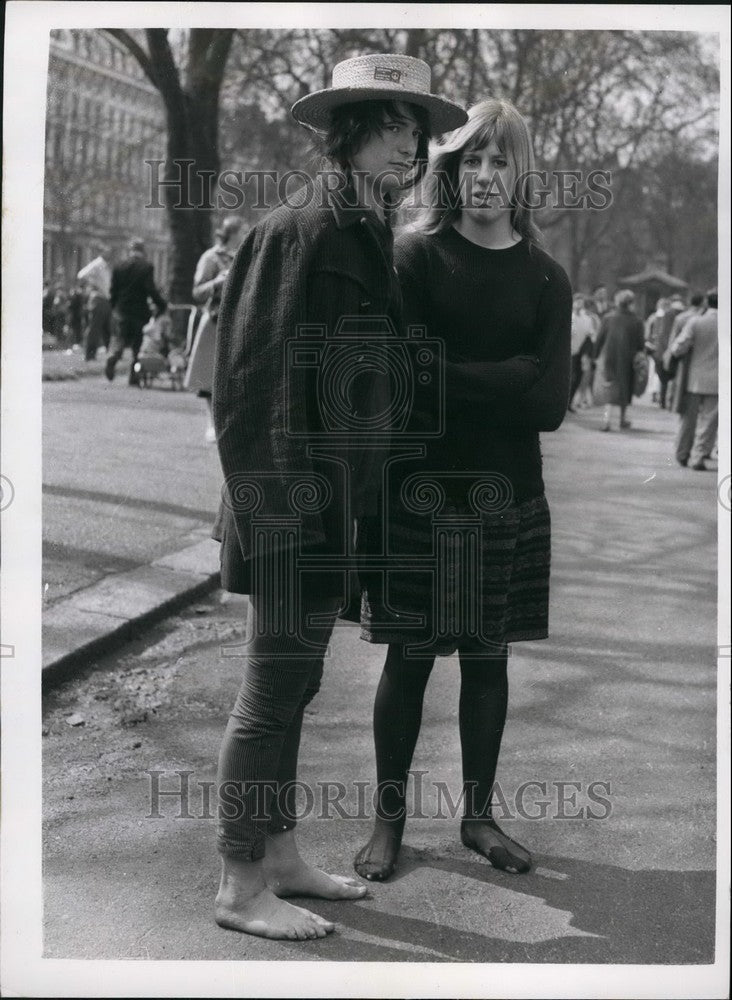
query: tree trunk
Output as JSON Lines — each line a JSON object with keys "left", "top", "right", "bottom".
{"left": 105, "top": 28, "right": 233, "bottom": 331}
{"left": 162, "top": 87, "right": 221, "bottom": 308}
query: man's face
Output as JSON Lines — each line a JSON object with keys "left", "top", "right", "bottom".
{"left": 350, "top": 105, "right": 422, "bottom": 193}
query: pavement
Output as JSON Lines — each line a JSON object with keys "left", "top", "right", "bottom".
{"left": 38, "top": 373, "right": 725, "bottom": 984}
{"left": 42, "top": 356, "right": 223, "bottom": 681}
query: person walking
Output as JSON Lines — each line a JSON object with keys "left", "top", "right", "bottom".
{"left": 593, "top": 289, "right": 645, "bottom": 431}
{"left": 668, "top": 291, "right": 718, "bottom": 470}
{"left": 663, "top": 293, "right": 704, "bottom": 463}
{"left": 211, "top": 54, "right": 467, "bottom": 940}
{"left": 568, "top": 293, "right": 596, "bottom": 412}
{"left": 648, "top": 296, "right": 682, "bottom": 409}
{"left": 105, "top": 239, "right": 167, "bottom": 385}
{"left": 352, "top": 98, "right": 571, "bottom": 882}
{"left": 645, "top": 297, "right": 669, "bottom": 405}
{"left": 185, "top": 217, "right": 243, "bottom": 443}
{"left": 50, "top": 281, "right": 69, "bottom": 345}
{"left": 66, "top": 284, "right": 85, "bottom": 347}
{"left": 78, "top": 245, "right": 113, "bottom": 360}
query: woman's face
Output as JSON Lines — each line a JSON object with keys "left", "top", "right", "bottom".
{"left": 457, "top": 138, "right": 515, "bottom": 224}
{"left": 349, "top": 106, "right": 422, "bottom": 192}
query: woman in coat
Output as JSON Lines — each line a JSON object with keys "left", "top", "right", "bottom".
{"left": 593, "top": 289, "right": 645, "bottom": 431}
{"left": 185, "top": 217, "right": 243, "bottom": 443}
{"left": 212, "top": 54, "right": 467, "bottom": 940}
{"left": 353, "top": 98, "right": 572, "bottom": 882}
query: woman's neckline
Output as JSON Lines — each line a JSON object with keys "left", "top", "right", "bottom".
{"left": 447, "top": 224, "right": 524, "bottom": 252}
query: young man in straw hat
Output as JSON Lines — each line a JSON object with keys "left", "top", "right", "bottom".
{"left": 212, "top": 54, "right": 466, "bottom": 940}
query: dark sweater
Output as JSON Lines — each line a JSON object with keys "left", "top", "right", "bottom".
{"left": 395, "top": 226, "right": 572, "bottom": 502}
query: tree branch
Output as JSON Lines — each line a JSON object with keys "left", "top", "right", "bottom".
{"left": 102, "top": 29, "right": 158, "bottom": 89}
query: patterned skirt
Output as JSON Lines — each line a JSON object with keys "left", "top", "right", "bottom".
{"left": 357, "top": 493, "right": 551, "bottom": 656}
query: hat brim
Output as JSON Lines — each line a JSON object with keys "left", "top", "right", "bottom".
{"left": 292, "top": 87, "right": 468, "bottom": 136}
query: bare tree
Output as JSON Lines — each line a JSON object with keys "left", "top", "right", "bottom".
{"left": 221, "top": 28, "right": 718, "bottom": 288}
{"left": 103, "top": 28, "right": 234, "bottom": 307}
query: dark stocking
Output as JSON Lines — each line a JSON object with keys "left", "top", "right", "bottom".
{"left": 457, "top": 649, "right": 531, "bottom": 873}
{"left": 354, "top": 644, "right": 436, "bottom": 880}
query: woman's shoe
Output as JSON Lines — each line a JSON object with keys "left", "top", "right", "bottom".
{"left": 620, "top": 419, "right": 631, "bottom": 429}
{"left": 461, "top": 818, "right": 531, "bottom": 874}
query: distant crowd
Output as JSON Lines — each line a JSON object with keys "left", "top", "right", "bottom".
{"left": 569, "top": 285, "right": 718, "bottom": 470}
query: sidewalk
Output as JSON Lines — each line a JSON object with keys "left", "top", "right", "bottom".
{"left": 40, "top": 396, "right": 722, "bottom": 972}
{"left": 42, "top": 346, "right": 107, "bottom": 381}
{"left": 42, "top": 373, "right": 222, "bottom": 681}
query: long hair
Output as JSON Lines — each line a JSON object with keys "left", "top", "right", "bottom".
{"left": 311, "top": 99, "right": 431, "bottom": 197}
{"left": 414, "top": 98, "right": 544, "bottom": 248}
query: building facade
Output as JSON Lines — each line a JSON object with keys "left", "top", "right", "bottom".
{"left": 44, "top": 29, "right": 170, "bottom": 289}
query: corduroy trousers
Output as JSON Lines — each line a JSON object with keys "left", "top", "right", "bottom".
{"left": 216, "top": 590, "right": 341, "bottom": 860}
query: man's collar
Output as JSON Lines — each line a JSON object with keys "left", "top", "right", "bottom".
{"left": 320, "top": 172, "right": 369, "bottom": 229}
{"left": 315, "top": 171, "right": 395, "bottom": 230}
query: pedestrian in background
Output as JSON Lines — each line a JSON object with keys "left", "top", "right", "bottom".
{"left": 185, "top": 217, "right": 243, "bottom": 444}
{"left": 568, "top": 293, "right": 596, "bottom": 412}
{"left": 593, "top": 288, "right": 645, "bottom": 431}
{"left": 78, "top": 245, "right": 113, "bottom": 361}
{"left": 668, "top": 290, "right": 718, "bottom": 471}
{"left": 575, "top": 295, "right": 599, "bottom": 407}
{"left": 663, "top": 293, "right": 705, "bottom": 460}
{"left": 66, "top": 283, "right": 85, "bottom": 347}
{"left": 648, "top": 296, "right": 683, "bottom": 409}
{"left": 593, "top": 284, "right": 610, "bottom": 321}
{"left": 105, "top": 238, "right": 167, "bottom": 385}
{"left": 645, "top": 296, "right": 669, "bottom": 405}
{"left": 50, "top": 281, "right": 68, "bottom": 345}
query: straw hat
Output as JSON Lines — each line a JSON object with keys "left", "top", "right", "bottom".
{"left": 291, "top": 54, "right": 468, "bottom": 135}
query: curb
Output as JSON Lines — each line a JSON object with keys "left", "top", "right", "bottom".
{"left": 42, "top": 535, "right": 221, "bottom": 688}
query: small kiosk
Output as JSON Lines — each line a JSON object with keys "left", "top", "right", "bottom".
{"left": 617, "top": 260, "right": 688, "bottom": 320}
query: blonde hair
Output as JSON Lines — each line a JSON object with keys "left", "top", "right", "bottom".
{"left": 413, "top": 98, "right": 544, "bottom": 247}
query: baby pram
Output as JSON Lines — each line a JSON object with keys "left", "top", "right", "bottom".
{"left": 133, "top": 304, "right": 199, "bottom": 390}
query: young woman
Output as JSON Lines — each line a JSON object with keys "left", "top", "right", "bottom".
{"left": 354, "top": 99, "right": 572, "bottom": 881}
{"left": 211, "top": 54, "right": 467, "bottom": 940}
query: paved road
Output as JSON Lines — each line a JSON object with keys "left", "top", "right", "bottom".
{"left": 43, "top": 374, "right": 221, "bottom": 605}
{"left": 41, "top": 393, "right": 722, "bottom": 978}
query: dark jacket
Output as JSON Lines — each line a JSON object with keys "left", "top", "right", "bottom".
{"left": 212, "top": 175, "right": 398, "bottom": 594}
{"left": 110, "top": 255, "right": 166, "bottom": 321}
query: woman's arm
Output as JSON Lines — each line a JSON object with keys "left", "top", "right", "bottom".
{"left": 494, "top": 263, "right": 572, "bottom": 430}
{"left": 396, "top": 234, "right": 539, "bottom": 408}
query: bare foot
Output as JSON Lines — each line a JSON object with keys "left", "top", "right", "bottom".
{"left": 215, "top": 857, "right": 334, "bottom": 940}
{"left": 264, "top": 829, "right": 367, "bottom": 900}
{"left": 461, "top": 818, "right": 531, "bottom": 874}
{"left": 353, "top": 816, "right": 405, "bottom": 881}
